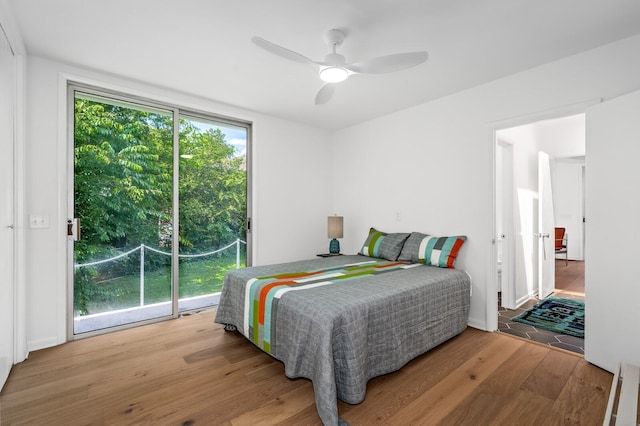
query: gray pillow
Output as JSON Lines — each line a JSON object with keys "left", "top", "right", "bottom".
{"left": 397, "top": 232, "right": 428, "bottom": 262}
{"left": 358, "top": 227, "right": 410, "bottom": 261}
{"left": 379, "top": 232, "right": 411, "bottom": 261}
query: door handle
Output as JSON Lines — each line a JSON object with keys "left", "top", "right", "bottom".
{"left": 67, "top": 218, "right": 81, "bottom": 240}
{"left": 533, "top": 233, "right": 550, "bottom": 259}
{"left": 538, "top": 233, "right": 550, "bottom": 260}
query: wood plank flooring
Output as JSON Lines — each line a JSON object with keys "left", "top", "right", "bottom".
{"left": 554, "top": 259, "right": 585, "bottom": 297}
{"left": 1, "top": 309, "right": 612, "bottom": 425}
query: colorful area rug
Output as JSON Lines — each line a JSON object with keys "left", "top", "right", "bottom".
{"left": 512, "top": 297, "right": 584, "bottom": 338}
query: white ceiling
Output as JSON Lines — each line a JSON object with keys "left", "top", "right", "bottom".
{"left": 5, "top": 0, "right": 640, "bottom": 130}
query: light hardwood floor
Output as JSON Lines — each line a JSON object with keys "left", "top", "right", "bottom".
{"left": 554, "top": 259, "right": 585, "bottom": 297}
{"left": 1, "top": 309, "right": 611, "bottom": 425}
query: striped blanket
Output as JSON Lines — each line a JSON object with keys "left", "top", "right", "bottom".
{"left": 215, "top": 255, "right": 471, "bottom": 426}
{"left": 243, "top": 259, "right": 418, "bottom": 353}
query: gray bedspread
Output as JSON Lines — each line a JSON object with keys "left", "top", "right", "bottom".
{"left": 214, "top": 255, "right": 471, "bottom": 425}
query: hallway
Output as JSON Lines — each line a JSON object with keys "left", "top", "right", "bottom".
{"left": 498, "top": 259, "right": 584, "bottom": 354}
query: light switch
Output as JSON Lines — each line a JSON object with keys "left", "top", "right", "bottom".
{"left": 29, "top": 215, "right": 50, "bottom": 229}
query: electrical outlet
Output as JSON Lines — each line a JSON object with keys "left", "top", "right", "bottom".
{"left": 29, "top": 215, "right": 50, "bottom": 229}
{"left": 395, "top": 211, "right": 402, "bottom": 221}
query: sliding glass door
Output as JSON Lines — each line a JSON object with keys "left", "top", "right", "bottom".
{"left": 70, "top": 90, "right": 175, "bottom": 334}
{"left": 177, "top": 115, "right": 247, "bottom": 312}
{"left": 69, "top": 86, "right": 250, "bottom": 337}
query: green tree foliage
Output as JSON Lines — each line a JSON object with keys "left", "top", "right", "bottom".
{"left": 73, "top": 96, "right": 246, "bottom": 314}
{"left": 178, "top": 124, "right": 247, "bottom": 252}
{"left": 74, "top": 99, "right": 173, "bottom": 259}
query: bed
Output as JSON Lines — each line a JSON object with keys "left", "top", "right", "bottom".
{"left": 214, "top": 250, "right": 471, "bottom": 426}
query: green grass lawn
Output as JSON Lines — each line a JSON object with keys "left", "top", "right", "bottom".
{"left": 79, "top": 253, "right": 245, "bottom": 315}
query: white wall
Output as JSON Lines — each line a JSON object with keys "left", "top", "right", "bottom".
{"left": 332, "top": 34, "right": 640, "bottom": 330}
{"left": 23, "top": 56, "right": 332, "bottom": 350}
{"left": 536, "top": 114, "right": 585, "bottom": 158}
{"left": 554, "top": 160, "right": 584, "bottom": 260}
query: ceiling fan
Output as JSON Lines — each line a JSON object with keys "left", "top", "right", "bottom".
{"left": 251, "top": 29, "right": 428, "bottom": 105}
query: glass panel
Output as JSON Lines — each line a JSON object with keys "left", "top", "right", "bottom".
{"left": 73, "top": 92, "right": 174, "bottom": 334}
{"left": 178, "top": 115, "right": 247, "bottom": 312}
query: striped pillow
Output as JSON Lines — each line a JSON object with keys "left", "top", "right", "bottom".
{"left": 398, "top": 232, "right": 466, "bottom": 268}
{"left": 359, "top": 227, "right": 410, "bottom": 261}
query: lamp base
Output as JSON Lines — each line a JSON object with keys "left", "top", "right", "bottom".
{"left": 329, "top": 238, "right": 340, "bottom": 254}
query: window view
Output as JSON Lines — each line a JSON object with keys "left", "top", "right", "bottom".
{"left": 72, "top": 89, "right": 248, "bottom": 335}
{"left": 177, "top": 116, "right": 247, "bottom": 312}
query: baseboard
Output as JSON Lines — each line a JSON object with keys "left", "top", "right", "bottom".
{"left": 28, "top": 337, "right": 59, "bottom": 353}
{"left": 467, "top": 317, "right": 488, "bottom": 331}
{"left": 0, "top": 363, "right": 9, "bottom": 392}
{"left": 515, "top": 293, "right": 534, "bottom": 309}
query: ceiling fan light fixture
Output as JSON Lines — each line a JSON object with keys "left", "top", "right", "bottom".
{"left": 252, "top": 29, "right": 428, "bottom": 105}
{"left": 320, "top": 66, "right": 349, "bottom": 83}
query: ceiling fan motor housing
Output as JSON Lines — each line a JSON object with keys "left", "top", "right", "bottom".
{"left": 325, "top": 29, "right": 345, "bottom": 47}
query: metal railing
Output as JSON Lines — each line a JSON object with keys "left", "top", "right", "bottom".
{"left": 75, "top": 238, "right": 246, "bottom": 306}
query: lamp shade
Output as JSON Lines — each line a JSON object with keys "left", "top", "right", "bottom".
{"left": 327, "top": 216, "right": 343, "bottom": 239}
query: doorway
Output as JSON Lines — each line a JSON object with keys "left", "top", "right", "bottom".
{"left": 68, "top": 85, "right": 251, "bottom": 337}
{"left": 494, "top": 114, "right": 586, "bottom": 351}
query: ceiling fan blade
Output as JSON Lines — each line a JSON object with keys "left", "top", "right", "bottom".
{"left": 315, "top": 84, "right": 336, "bottom": 105}
{"left": 346, "top": 51, "right": 428, "bottom": 74}
{"left": 251, "top": 36, "right": 317, "bottom": 67}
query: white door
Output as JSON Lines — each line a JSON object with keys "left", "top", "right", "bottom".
{"left": 497, "top": 140, "right": 515, "bottom": 308}
{"left": 585, "top": 90, "right": 640, "bottom": 372}
{"left": 538, "top": 152, "right": 555, "bottom": 299}
{"left": 0, "top": 28, "right": 15, "bottom": 390}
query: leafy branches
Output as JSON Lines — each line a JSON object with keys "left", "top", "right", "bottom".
{"left": 74, "top": 97, "right": 247, "bottom": 307}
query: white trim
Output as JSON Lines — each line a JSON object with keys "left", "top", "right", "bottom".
{"left": 486, "top": 98, "right": 600, "bottom": 334}
{"left": 486, "top": 126, "right": 499, "bottom": 331}
{"left": 13, "top": 53, "right": 27, "bottom": 363}
{"left": 59, "top": 71, "right": 255, "bottom": 341}
{"left": 467, "top": 318, "right": 486, "bottom": 330}
{"left": 485, "top": 98, "right": 604, "bottom": 331}
{"left": 515, "top": 293, "right": 534, "bottom": 308}
{"left": 57, "top": 72, "right": 69, "bottom": 345}
{"left": 27, "top": 337, "right": 59, "bottom": 353}
{"left": 488, "top": 98, "right": 602, "bottom": 130}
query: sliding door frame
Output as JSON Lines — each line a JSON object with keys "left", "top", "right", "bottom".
{"left": 66, "top": 82, "right": 252, "bottom": 340}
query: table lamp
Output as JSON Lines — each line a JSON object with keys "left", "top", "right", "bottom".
{"left": 328, "top": 215, "right": 343, "bottom": 254}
